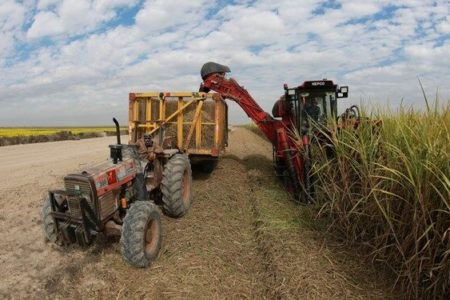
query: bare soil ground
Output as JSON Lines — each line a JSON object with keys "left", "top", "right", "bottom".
{"left": 0, "top": 128, "right": 396, "bottom": 299}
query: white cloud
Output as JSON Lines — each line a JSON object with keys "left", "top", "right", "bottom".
{"left": 0, "top": 1, "right": 25, "bottom": 31}
{"left": 27, "top": 11, "right": 64, "bottom": 39}
{"left": 220, "top": 9, "right": 284, "bottom": 46}
{"left": 437, "top": 16, "right": 450, "bottom": 34}
{"left": 37, "top": 0, "right": 59, "bottom": 10}
{"left": 0, "top": 0, "right": 449, "bottom": 125}
{"left": 0, "top": 0, "right": 25, "bottom": 59}
{"left": 341, "top": 1, "right": 380, "bottom": 16}
{"left": 135, "top": 0, "right": 208, "bottom": 32}
{"left": 28, "top": 0, "right": 139, "bottom": 39}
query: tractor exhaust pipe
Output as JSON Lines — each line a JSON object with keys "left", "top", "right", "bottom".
{"left": 113, "top": 117, "right": 121, "bottom": 145}
{"left": 109, "top": 118, "right": 123, "bottom": 164}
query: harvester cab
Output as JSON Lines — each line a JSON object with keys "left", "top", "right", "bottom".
{"left": 282, "top": 80, "right": 349, "bottom": 135}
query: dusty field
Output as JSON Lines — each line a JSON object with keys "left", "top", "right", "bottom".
{"left": 0, "top": 128, "right": 395, "bottom": 299}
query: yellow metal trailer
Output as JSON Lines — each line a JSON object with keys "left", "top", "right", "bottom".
{"left": 128, "top": 91, "right": 228, "bottom": 168}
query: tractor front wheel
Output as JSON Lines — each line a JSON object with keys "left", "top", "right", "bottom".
{"left": 42, "top": 197, "right": 63, "bottom": 245}
{"left": 160, "top": 154, "right": 192, "bottom": 218}
{"left": 121, "top": 201, "right": 161, "bottom": 268}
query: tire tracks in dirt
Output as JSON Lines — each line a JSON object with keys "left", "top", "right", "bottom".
{"left": 225, "top": 128, "right": 287, "bottom": 299}
{"left": 248, "top": 189, "right": 285, "bottom": 299}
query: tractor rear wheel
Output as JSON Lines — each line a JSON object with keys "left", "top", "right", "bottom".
{"left": 41, "top": 197, "right": 63, "bottom": 245}
{"left": 121, "top": 201, "right": 161, "bottom": 268}
{"left": 160, "top": 154, "right": 192, "bottom": 218}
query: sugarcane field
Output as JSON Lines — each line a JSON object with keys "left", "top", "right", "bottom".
{"left": 0, "top": 1, "right": 449, "bottom": 299}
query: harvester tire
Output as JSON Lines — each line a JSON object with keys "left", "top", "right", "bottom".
{"left": 121, "top": 201, "right": 161, "bottom": 268}
{"left": 42, "top": 197, "right": 62, "bottom": 245}
{"left": 161, "top": 154, "right": 192, "bottom": 218}
{"left": 302, "top": 144, "right": 314, "bottom": 204}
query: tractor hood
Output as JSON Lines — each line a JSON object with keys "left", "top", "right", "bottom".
{"left": 67, "top": 158, "right": 138, "bottom": 197}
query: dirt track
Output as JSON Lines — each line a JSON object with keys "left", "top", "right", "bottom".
{"left": 0, "top": 128, "right": 394, "bottom": 299}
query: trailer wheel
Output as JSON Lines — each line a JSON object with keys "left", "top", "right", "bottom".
{"left": 121, "top": 201, "right": 161, "bottom": 268}
{"left": 161, "top": 154, "right": 192, "bottom": 218}
{"left": 41, "top": 197, "right": 63, "bottom": 245}
{"left": 201, "top": 159, "right": 218, "bottom": 174}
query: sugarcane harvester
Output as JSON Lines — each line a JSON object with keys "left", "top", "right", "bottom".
{"left": 199, "top": 62, "right": 350, "bottom": 203}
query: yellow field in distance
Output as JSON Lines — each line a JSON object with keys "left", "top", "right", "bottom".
{"left": 0, "top": 127, "right": 126, "bottom": 138}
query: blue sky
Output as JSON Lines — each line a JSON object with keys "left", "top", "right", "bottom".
{"left": 0, "top": 0, "right": 449, "bottom": 125}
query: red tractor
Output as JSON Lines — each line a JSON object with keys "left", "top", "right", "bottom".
{"left": 199, "top": 62, "right": 352, "bottom": 203}
{"left": 42, "top": 118, "right": 193, "bottom": 267}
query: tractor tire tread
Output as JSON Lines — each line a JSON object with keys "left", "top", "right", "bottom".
{"left": 42, "top": 197, "right": 62, "bottom": 245}
{"left": 120, "top": 201, "right": 161, "bottom": 268}
{"left": 160, "top": 154, "right": 192, "bottom": 218}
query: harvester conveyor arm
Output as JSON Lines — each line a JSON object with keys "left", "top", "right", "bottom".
{"left": 202, "top": 74, "right": 278, "bottom": 143}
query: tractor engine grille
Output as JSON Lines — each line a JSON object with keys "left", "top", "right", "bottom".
{"left": 64, "top": 178, "right": 116, "bottom": 221}
{"left": 65, "top": 178, "right": 94, "bottom": 219}
{"left": 98, "top": 191, "right": 116, "bottom": 220}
